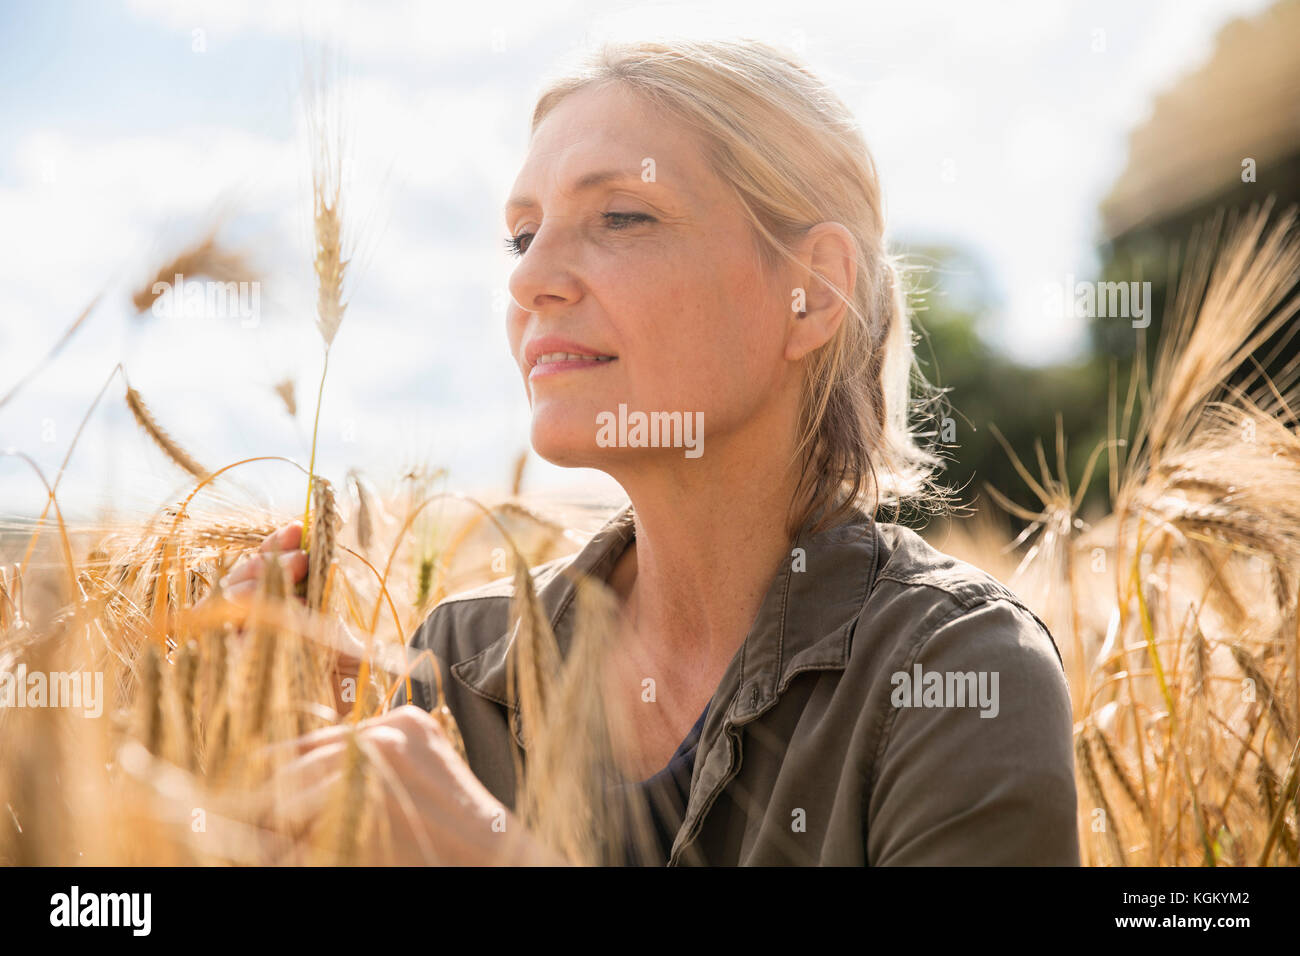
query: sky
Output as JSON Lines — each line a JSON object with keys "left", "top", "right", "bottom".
{"left": 0, "top": 0, "right": 1277, "bottom": 523}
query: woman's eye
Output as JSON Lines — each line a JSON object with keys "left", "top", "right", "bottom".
{"left": 603, "top": 211, "right": 654, "bottom": 229}
{"left": 504, "top": 231, "right": 533, "bottom": 258}
{"left": 503, "top": 212, "right": 653, "bottom": 259}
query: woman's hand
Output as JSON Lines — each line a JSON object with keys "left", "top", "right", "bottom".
{"left": 213, "top": 521, "right": 309, "bottom": 605}
{"left": 265, "top": 704, "right": 569, "bottom": 866}
{"left": 195, "top": 520, "right": 370, "bottom": 718}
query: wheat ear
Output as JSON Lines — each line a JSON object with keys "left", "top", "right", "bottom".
{"left": 347, "top": 469, "right": 374, "bottom": 552}
{"left": 307, "top": 476, "right": 338, "bottom": 611}
{"left": 130, "top": 231, "right": 255, "bottom": 313}
{"left": 171, "top": 639, "right": 199, "bottom": 770}
{"left": 1077, "top": 728, "right": 1126, "bottom": 866}
{"left": 125, "top": 386, "right": 208, "bottom": 480}
{"left": 138, "top": 642, "right": 163, "bottom": 757}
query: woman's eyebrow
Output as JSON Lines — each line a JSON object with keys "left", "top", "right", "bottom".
{"left": 505, "top": 168, "right": 658, "bottom": 219}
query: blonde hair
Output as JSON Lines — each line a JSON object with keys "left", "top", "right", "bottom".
{"left": 531, "top": 37, "right": 956, "bottom": 537}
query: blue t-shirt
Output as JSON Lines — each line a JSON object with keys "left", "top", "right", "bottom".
{"left": 611, "top": 703, "right": 710, "bottom": 865}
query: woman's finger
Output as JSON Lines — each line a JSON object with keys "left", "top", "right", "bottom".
{"left": 265, "top": 767, "right": 342, "bottom": 838}
{"left": 270, "top": 739, "right": 349, "bottom": 796}
{"left": 261, "top": 702, "right": 433, "bottom": 767}
{"left": 219, "top": 578, "right": 259, "bottom": 604}
{"left": 259, "top": 521, "right": 303, "bottom": 554}
{"left": 219, "top": 550, "right": 308, "bottom": 593}
{"left": 217, "top": 555, "right": 256, "bottom": 590}
{"left": 217, "top": 522, "right": 306, "bottom": 589}
{"left": 278, "top": 721, "right": 354, "bottom": 758}
{"left": 243, "top": 738, "right": 345, "bottom": 827}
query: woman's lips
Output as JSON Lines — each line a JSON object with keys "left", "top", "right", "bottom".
{"left": 529, "top": 354, "right": 618, "bottom": 379}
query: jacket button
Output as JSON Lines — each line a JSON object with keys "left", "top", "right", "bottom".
{"left": 749, "top": 685, "right": 760, "bottom": 708}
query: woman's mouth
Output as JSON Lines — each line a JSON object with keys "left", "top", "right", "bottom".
{"left": 530, "top": 352, "right": 617, "bottom": 379}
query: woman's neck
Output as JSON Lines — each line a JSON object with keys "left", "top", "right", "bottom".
{"left": 606, "top": 432, "right": 813, "bottom": 673}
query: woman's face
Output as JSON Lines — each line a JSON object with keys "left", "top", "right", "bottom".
{"left": 503, "top": 82, "right": 796, "bottom": 472}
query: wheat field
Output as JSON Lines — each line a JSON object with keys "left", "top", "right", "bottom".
{"left": 2, "top": 81, "right": 1298, "bottom": 864}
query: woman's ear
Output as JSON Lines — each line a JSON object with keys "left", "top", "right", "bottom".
{"left": 784, "top": 222, "right": 857, "bottom": 362}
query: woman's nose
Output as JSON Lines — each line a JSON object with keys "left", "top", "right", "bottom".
{"left": 506, "top": 224, "right": 583, "bottom": 314}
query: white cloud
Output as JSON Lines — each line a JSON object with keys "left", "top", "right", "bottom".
{"left": 125, "top": 0, "right": 587, "bottom": 63}
{"left": 2, "top": 0, "right": 1276, "bottom": 518}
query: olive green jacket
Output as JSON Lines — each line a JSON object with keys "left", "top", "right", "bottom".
{"left": 398, "top": 501, "right": 1080, "bottom": 866}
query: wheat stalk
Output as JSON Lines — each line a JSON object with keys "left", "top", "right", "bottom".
{"left": 511, "top": 450, "right": 527, "bottom": 497}
{"left": 232, "top": 546, "right": 287, "bottom": 746}
{"left": 299, "top": 63, "right": 350, "bottom": 552}
{"left": 321, "top": 729, "right": 366, "bottom": 866}
{"left": 0, "top": 566, "right": 14, "bottom": 632}
{"left": 125, "top": 385, "right": 208, "bottom": 481}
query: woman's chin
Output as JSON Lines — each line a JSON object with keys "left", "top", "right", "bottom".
{"left": 529, "top": 426, "right": 603, "bottom": 470}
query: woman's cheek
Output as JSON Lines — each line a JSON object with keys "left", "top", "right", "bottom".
{"left": 668, "top": 330, "right": 737, "bottom": 406}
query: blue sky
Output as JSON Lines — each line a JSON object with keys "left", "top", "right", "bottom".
{"left": 0, "top": 0, "right": 1275, "bottom": 522}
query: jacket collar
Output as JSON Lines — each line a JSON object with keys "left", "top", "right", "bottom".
{"left": 450, "top": 499, "right": 879, "bottom": 747}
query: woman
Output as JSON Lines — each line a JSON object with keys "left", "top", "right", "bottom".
{"left": 225, "top": 38, "right": 1079, "bottom": 866}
